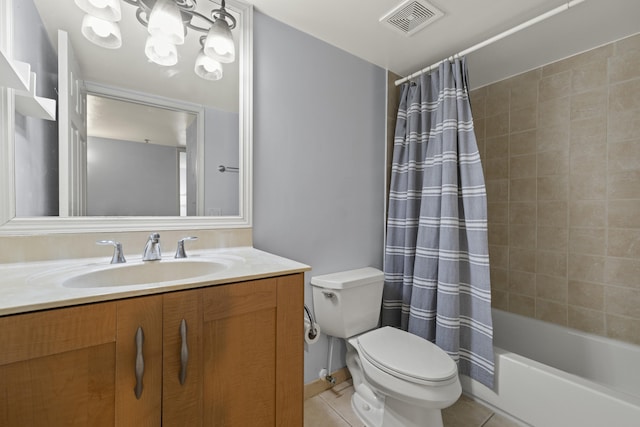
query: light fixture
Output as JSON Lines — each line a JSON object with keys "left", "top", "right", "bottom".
{"left": 76, "top": 0, "right": 237, "bottom": 80}
{"left": 195, "top": 36, "right": 223, "bottom": 80}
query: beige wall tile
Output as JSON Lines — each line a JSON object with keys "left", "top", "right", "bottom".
{"left": 509, "top": 270, "right": 536, "bottom": 296}
{"left": 538, "top": 175, "right": 568, "bottom": 200}
{"left": 486, "top": 157, "right": 509, "bottom": 180}
{"left": 570, "top": 89, "right": 607, "bottom": 121}
{"left": 486, "top": 112, "right": 510, "bottom": 137}
{"left": 608, "top": 228, "right": 640, "bottom": 258}
{"left": 604, "top": 257, "right": 640, "bottom": 289}
{"left": 489, "top": 244, "right": 509, "bottom": 269}
{"left": 609, "top": 50, "right": 640, "bottom": 84}
{"left": 569, "top": 201, "right": 606, "bottom": 227}
{"left": 569, "top": 280, "right": 605, "bottom": 310}
{"left": 509, "top": 224, "right": 536, "bottom": 249}
{"left": 608, "top": 170, "right": 640, "bottom": 199}
{"left": 570, "top": 173, "right": 606, "bottom": 200}
{"left": 537, "top": 150, "right": 569, "bottom": 176}
{"left": 608, "top": 109, "right": 640, "bottom": 143}
{"left": 570, "top": 143, "right": 607, "bottom": 175}
{"left": 608, "top": 199, "right": 640, "bottom": 228}
{"left": 509, "top": 294, "right": 535, "bottom": 317}
{"left": 542, "top": 44, "right": 613, "bottom": 77}
{"left": 510, "top": 154, "right": 536, "bottom": 179}
{"left": 491, "top": 267, "right": 509, "bottom": 291}
{"left": 510, "top": 178, "right": 537, "bottom": 201}
{"left": 570, "top": 116, "right": 607, "bottom": 146}
{"left": 569, "top": 227, "right": 606, "bottom": 256}
{"left": 568, "top": 306, "right": 605, "bottom": 335}
{"left": 571, "top": 59, "right": 608, "bottom": 93}
{"left": 507, "top": 68, "right": 542, "bottom": 87}
{"left": 605, "top": 286, "right": 640, "bottom": 318}
{"left": 510, "top": 81, "right": 538, "bottom": 111}
{"left": 509, "top": 202, "right": 537, "bottom": 225}
{"left": 488, "top": 202, "right": 509, "bottom": 224}
{"left": 539, "top": 97, "right": 570, "bottom": 128}
{"left": 569, "top": 254, "right": 605, "bottom": 282}
{"left": 536, "top": 274, "right": 568, "bottom": 302}
{"left": 486, "top": 135, "right": 509, "bottom": 159}
{"left": 606, "top": 314, "right": 640, "bottom": 345}
{"left": 488, "top": 223, "right": 509, "bottom": 246}
{"left": 470, "top": 87, "right": 487, "bottom": 118}
{"left": 492, "top": 289, "right": 509, "bottom": 311}
{"left": 474, "top": 118, "right": 486, "bottom": 140}
{"left": 537, "top": 201, "right": 567, "bottom": 227}
{"left": 608, "top": 140, "right": 640, "bottom": 170}
{"left": 486, "top": 82, "right": 510, "bottom": 115}
{"left": 539, "top": 71, "right": 571, "bottom": 101}
{"left": 537, "top": 226, "right": 568, "bottom": 252}
{"left": 609, "top": 79, "right": 640, "bottom": 112}
{"left": 510, "top": 130, "right": 537, "bottom": 156}
{"left": 486, "top": 179, "right": 509, "bottom": 202}
{"left": 536, "top": 251, "right": 567, "bottom": 278}
{"left": 536, "top": 299, "right": 567, "bottom": 325}
{"left": 509, "top": 248, "right": 536, "bottom": 273}
{"left": 510, "top": 106, "right": 537, "bottom": 133}
{"left": 537, "top": 124, "right": 570, "bottom": 153}
{"left": 613, "top": 33, "right": 640, "bottom": 56}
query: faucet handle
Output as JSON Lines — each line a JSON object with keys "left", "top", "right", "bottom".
{"left": 97, "top": 240, "right": 126, "bottom": 264}
{"left": 175, "top": 236, "right": 198, "bottom": 259}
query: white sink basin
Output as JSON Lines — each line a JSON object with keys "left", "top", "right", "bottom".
{"left": 62, "top": 259, "right": 229, "bottom": 288}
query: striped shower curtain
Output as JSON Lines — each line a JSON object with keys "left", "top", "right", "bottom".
{"left": 381, "top": 58, "right": 494, "bottom": 388}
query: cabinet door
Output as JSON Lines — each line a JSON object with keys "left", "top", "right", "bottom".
{"left": 0, "top": 303, "right": 117, "bottom": 427}
{"left": 115, "top": 295, "right": 163, "bottom": 427}
{"left": 162, "top": 289, "right": 203, "bottom": 426}
{"left": 201, "top": 278, "right": 279, "bottom": 426}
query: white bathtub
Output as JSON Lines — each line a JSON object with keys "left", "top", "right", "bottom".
{"left": 461, "top": 309, "right": 640, "bottom": 426}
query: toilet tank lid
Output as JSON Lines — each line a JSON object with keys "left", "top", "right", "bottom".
{"left": 310, "top": 267, "right": 383, "bottom": 290}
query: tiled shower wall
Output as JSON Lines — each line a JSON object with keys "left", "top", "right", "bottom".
{"left": 470, "top": 33, "right": 640, "bottom": 345}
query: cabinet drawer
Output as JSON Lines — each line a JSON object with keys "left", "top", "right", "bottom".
{"left": 203, "top": 278, "right": 278, "bottom": 321}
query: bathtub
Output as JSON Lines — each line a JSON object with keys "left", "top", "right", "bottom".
{"left": 460, "top": 309, "right": 640, "bottom": 426}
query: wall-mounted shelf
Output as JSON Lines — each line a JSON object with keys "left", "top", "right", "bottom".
{"left": 0, "top": 48, "right": 31, "bottom": 92}
{"left": 15, "top": 72, "right": 56, "bottom": 121}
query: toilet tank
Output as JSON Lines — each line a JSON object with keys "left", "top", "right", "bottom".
{"left": 311, "top": 267, "right": 384, "bottom": 339}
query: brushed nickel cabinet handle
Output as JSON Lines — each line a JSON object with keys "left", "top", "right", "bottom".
{"left": 179, "top": 319, "right": 188, "bottom": 385}
{"left": 134, "top": 326, "right": 145, "bottom": 399}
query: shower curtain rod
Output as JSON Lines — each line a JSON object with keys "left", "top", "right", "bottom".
{"left": 394, "top": 0, "right": 586, "bottom": 86}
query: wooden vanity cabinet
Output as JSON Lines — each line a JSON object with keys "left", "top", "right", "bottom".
{"left": 0, "top": 273, "right": 303, "bottom": 427}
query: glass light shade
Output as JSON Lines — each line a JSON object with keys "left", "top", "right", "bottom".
{"left": 74, "top": 0, "right": 121, "bottom": 22}
{"left": 145, "top": 35, "right": 178, "bottom": 66}
{"left": 203, "top": 19, "right": 235, "bottom": 63}
{"left": 194, "top": 51, "right": 223, "bottom": 80}
{"left": 148, "top": 0, "right": 185, "bottom": 46}
{"left": 81, "top": 14, "right": 122, "bottom": 49}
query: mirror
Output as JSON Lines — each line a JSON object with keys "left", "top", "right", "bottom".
{"left": 0, "top": 0, "right": 252, "bottom": 234}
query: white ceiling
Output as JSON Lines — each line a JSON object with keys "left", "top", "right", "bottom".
{"left": 248, "top": 0, "right": 640, "bottom": 88}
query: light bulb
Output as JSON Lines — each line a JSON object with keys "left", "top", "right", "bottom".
{"left": 203, "top": 18, "right": 235, "bottom": 63}
{"left": 81, "top": 14, "right": 122, "bottom": 49}
{"left": 148, "top": 0, "right": 185, "bottom": 46}
{"left": 74, "top": 0, "right": 121, "bottom": 22}
{"left": 145, "top": 35, "right": 178, "bottom": 66}
{"left": 194, "top": 51, "right": 223, "bottom": 80}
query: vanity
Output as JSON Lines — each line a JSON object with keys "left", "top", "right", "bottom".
{"left": 0, "top": 247, "right": 310, "bottom": 426}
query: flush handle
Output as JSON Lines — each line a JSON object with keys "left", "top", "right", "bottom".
{"left": 134, "top": 327, "right": 145, "bottom": 399}
{"left": 179, "top": 319, "right": 188, "bottom": 385}
{"left": 322, "top": 291, "right": 336, "bottom": 299}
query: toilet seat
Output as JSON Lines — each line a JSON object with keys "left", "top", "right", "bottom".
{"left": 356, "top": 327, "right": 458, "bottom": 386}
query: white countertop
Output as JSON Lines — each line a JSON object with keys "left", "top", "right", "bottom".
{"left": 0, "top": 247, "right": 310, "bottom": 316}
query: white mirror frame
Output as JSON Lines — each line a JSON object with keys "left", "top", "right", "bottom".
{"left": 0, "top": 0, "right": 253, "bottom": 235}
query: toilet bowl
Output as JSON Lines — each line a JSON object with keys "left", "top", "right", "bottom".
{"left": 311, "top": 268, "right": 462, "bottom": 427}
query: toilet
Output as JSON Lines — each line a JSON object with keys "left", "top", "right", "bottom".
{"left": 311, "top": 267, "right": 461, "bottom": 427}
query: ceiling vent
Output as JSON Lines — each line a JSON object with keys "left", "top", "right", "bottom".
{"left": 380, "top": 0, "right": 444, "bottom": 37}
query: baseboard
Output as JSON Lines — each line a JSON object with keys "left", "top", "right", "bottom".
{"left": 304, "top": 367, "right": 351, "bottom": 400}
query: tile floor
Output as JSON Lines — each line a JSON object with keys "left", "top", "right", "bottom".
{"left": 304, "top": 380, "right": 522, "bottom": 427}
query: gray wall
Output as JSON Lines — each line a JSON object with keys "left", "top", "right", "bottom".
{"left": 87, "top": 137, "right": 180, "bottom": 216}
{"left": 13, "top": 0, "right": 58, "bottom": 217}
{"left": 252, "top": 12, "right": 387, "bottom": 383}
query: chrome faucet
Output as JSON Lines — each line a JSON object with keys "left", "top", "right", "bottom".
{"left": 97, "top": 240, "right": 126, "bottom": 264}
{"left": 142, "top": 233, "right": 162, "bottom": 261}
{"left": 175, "top": 236, "right": 198, "bottom": 258}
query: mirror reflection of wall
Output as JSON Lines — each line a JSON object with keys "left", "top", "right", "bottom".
{"left": 11, "top": 0, "right": 243, "bottom": 219}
